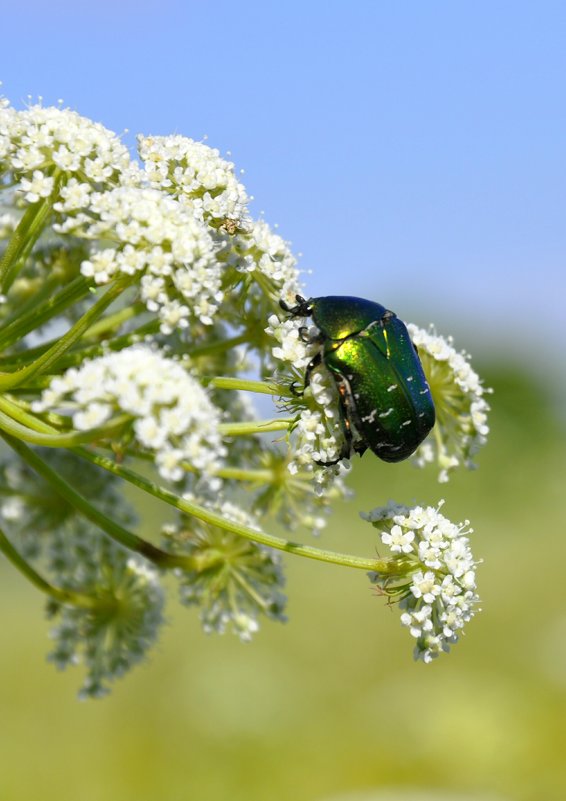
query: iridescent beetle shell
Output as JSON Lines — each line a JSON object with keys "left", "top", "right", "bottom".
{"left": 281, "top": 295, "right": 435, "bottom": 463}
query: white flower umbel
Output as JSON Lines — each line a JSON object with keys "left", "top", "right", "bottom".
{"left": 238, "top": 219, "right": 302, "bottom": 301}
{"left": 265, "top": 312, "right": 350, "bottom": 510}
{"left": 408, "top": 324, "right": 491, "bottom": 482}
{"left": 33, "top": 345, "right": 226, "bottom": 482}
{"left": 0, "top": 90, "right": 492, "bottom": 690}
{"left": 138, "top": 137, "right": 302, "bottom": 299}
{"left": 0, "top": 100, "right": 132, "bottom": 194}
{"left": 61, "top": 185, "right": 222, "bottom": 329}
{"left": 138, "top": 134, "right": 249, "bottom": 226}
{"left": 362, "top": 501, "right": 480, "bottom": 663}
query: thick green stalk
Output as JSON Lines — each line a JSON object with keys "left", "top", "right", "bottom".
{"left": 0, "top": 405, "right": 131, "bottom": 447}
{"left": 208, "top": 376, "right": 293, "bottom": 397}
{"left": 77, "top": 449, "right": 394, "bottom": 573}
{"left": 219, "top": 418, "right": 293, "bottom": 436}
{"left": 0, "top": 275, "right": 90, "bottom": 351}
{"left": 0, "top": 277, "right": 133, "bottom": 389}
{"left": 0, "top": 194, "right": 54, "bottom": 291}
{"left": 0, "top": 526, "right": 103, "bottom": 610}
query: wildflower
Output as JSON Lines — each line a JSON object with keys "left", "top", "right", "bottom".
{"left": 32, "top": 345, "right": 226, "bottom": 483}
{"left": 362, "top": 501, "right": 479, "bottom": 662}
{"left": 0, "top": 100, "right": 132, "bottom": 194}
{"left": 60, "top": 185, "right": 222, "bottom": 330}
{"left": 408, "top": 324, "right": 491, "bottom": 481}
{"left": 138, "top": 134, "right": 249, "bottom": 225}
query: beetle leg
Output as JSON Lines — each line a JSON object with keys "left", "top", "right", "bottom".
{"left": 287, "top": 351, "right": 322, "bottom": 398}
{"left": 279, "top": 295, "right": 312, "bottom": 317}
{"left": 304, "top": 351, "right": 322, "bottom": 388}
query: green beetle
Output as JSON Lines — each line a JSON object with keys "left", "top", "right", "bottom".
{"left": 280, "top": 295, "right": 435, "bottom": 463}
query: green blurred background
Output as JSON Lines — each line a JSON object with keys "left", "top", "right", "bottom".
{"left": 1, "top": 352, "right": 565, "bottom": 801}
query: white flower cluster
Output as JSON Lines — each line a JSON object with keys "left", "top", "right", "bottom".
{"left": 408, "top": 324, "right": 491, "bottom": 481}
{"left": 164, "top": 499, "right": 286, "bottom": 641}
{"left": 137, "top": 136, "right": 302, "bottom": 297}
{"left": 0, "top": 100, "right": 132, "bottom": 194}
{"left": 266, "top": 312, "right": 348, "bottom": 479}
{"left": 2, "top": 99, "right": 305, "bottom": 333}
{"left": 238, "top": 219, "right": 302, "bottom": 300}
{"left": 138, "top": 134, "right": 249, "bottom": 225}
{"left": 363, "top": 501, "right": 479, "bottom": 663}
{"left": 57, "top": 184, "right": 222, "bottom": 329}
{"left": 32, "top": 345, "right": 226, "bottom": 482}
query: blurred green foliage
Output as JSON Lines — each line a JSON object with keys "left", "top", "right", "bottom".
{"left": 1, "top": 361, "right": 564, "bottom": 801}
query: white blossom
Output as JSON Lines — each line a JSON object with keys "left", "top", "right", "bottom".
{"left": 408, "top": 323, "right": 491, "bottom": 480}
{"left": 365, "top": 501, "right": 480, "bottom": 663}
{"left": 32, "top": 345, "right": 226, "bottom": 483}
{"left": 0, "top": 101, "right": 132, "bottom": 191}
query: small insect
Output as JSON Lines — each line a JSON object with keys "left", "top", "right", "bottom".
{"left": 280, "top": 294, "right": 435, "bottom": 464}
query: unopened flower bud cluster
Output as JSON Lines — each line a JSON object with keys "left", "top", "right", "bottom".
{"left": 163, "top": 498, "right": 286, "bottom": 641}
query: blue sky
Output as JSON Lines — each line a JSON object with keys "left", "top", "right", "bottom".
{"left": 3, "top": 1, "right": 565, "bottom": 363}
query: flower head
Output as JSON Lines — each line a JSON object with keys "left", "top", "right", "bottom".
{"left": 408, "top": 324, "right": 491, "bottom": 481}
{"left": 32, "top": 345, "right": 226, "bottom": 483}
{"left": 362, "top": 501, "right": 480, "bottom": 662}
{"left": 0, "top": 100, "right": 133, "bottom": 194}
{"left": 138, "top": 134, "right": 249, "bottom": 225}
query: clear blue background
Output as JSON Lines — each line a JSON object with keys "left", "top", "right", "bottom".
{"left": 3, "top": 1, "right": 565, "bottom": 356}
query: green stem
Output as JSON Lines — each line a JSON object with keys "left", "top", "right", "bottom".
{"left": 0, "top": 405, "right": 131, "bottom": 447}
{"left": 81, "top": 301, "right": 146, "bottom": 340}
{"left": 208, "top": 376, "right": 292, "bottom": 397}
{"left": 1, "top": 433, "right": 186, "bottom": 570}
{"left": 202, "top": 465, "right": 275, "bottom": 483}
{"left": 0, "top": 395, "right": 54, "bottom": 432}
{"left": 77, "top": 449, "right": 394, "bottom": 573}
{"left": 0, "top": 276, "right": 133, "bottom": 389}
{"left": 0, "top": 194, "right": 54, "bottom": 292}
{"left": 0, "top": 526, "right": 102, "bottom": 610}
{"left": 0, "top": 275, "right": 90, "bottom": 351}
{"left": 219, "top": 418, "right": 293, "bottom": 436}
{"left": 2, "top": 316, "right": 160, "bottom": 372}
{"left": 0, "top": 401, "right": 395, "bottom": 574}
{"left": 188, "top": 331, "right": 250, "bottom": 358}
